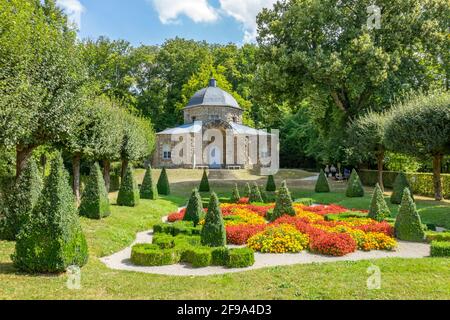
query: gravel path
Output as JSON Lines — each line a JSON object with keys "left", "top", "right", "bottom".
{"left": 100, "top": 229, "right": 431, "bottom": 277}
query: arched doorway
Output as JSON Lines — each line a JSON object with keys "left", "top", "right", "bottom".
{"left": 209, "top": 146, "right": 222, "bottom": 169}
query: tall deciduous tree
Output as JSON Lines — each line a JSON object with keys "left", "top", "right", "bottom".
{"left": 348, "top": 111, "right": 388, "bottom": 190}
{"left": 385, "top": 91, "right": 450, "bottom": 200}
{"left": 0, "top": 0, "right": 87, "bottom": 178}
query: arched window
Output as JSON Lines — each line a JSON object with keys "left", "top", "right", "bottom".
{"left": 162, "top": 144, "right": 171, "bottom": 160}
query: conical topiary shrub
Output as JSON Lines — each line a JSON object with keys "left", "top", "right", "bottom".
{"left": 79, "top": 162, "right": 110, "bottom": 219}
{"left": 266, "top": 175, "right": 276, "bottom": 192}
{"left": 1, "top": 159, "right": 43, "bottom": 241}
{"left": 260, "top": 186, "right": 268, "bottom": 203}
{"left": 231, "top": 184, "right": 241, "bottom": 203}
{"left": 315, "top": 169, "right": 330, "bottom": 193}
{"left": 140, "top": 165, "right": 158, "bottom": 200}
{"left": 391, "top": 172, "right": 413, "bottom": 204}
{"left": 394, "top": 188, "right": 425, "bottom": 242}
{"left": 157, "top": 167, "right": 170, "bottom": 195}
{"left": 117, "top": 164, "right": 140, "bottom": 207}
{"left": 270, "top": 181, "right": 295, "bottom": 221}
{"left": 201, "top": 192, "right": 226, "bottom": 247}
{"left": 244, "top": 182, "right": 251, "bottom": 198}
{"left": 12, "top": 155, "right": 88, "bottom": 273}
{"left": 184, "top": 189, "right": 203, "bottom": 227}
{"left": 368, "top": 183, "right": 390, "bottom": 221}
{"left": 249, "top": 183, "right": 263, "bottom": 203}
{"left": 346, "top": 169, "right": 364, "bottom": 197}
{"left": 199, "top": 169, "right": 210, "bottom": 192}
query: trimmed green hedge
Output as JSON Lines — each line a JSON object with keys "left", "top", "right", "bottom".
{"left": 153, "top": 221, "right": 202, "bottom": 236}
{"left": 359, "top": 169, "right": 450, "bottom": 198}
{"left": 315, "top": 170, "right": 330, "bottom": 193}
{"left": 199, "top": 169, "right": 210, "bottom": 192}
{"left": 117, "top": 164, "right": 139, "bottom": 207}
{"left": 79, "top": 163, "right": 111, "bottom": 220}
{"left": 294, "top": 198, "right": 314, "bottom": 206}
{"left": 131, "top": 244, "right": 181, "bottom": 266}
{"left": 426, "top": 231, "right": 450, "bottom": 243}
{"left": 227, "top": 248, "right": 255, "bottom": 268}
{"left": 430, "top": 241, "right": 450, "bottom": 257}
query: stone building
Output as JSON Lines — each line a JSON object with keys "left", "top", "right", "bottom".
{"left": 154, "top": 78, "right": 274, "bottom": 169}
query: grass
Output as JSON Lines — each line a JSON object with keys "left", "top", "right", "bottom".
{"left": 0, "top": 169, "right": 449, "bottom": 300}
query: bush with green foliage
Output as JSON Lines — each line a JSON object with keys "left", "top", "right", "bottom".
{"left": 12, "top": 155, "right": 88, "bottom": 273}
{"left": 1, "top": 159, "right": 42, "bottom": 240}
{"left": 315, "top": 170, "right": 330, "bottom": 193}
{"left": 244, "top": 182, "right": 251, "bottom": 197}
{"left": 185, "top": 247, "right": 212, "bottom": 268}
{"left": 199, "top": 169, "right": 210, "bottom": 192}
{"left": 391, "top": 172, "right": 413, "bottom": 204}
{"left": 270, "top": 181, "right": 295, "bottom": 221}
{"left": 259, "top": 187, "right": 268, "bottom": 203}
{"left": 157, "top": 167, "right": 170, "bottom": 195}
{"left": 368, "top": 183, "right": 390, "bottom": 221}
{"left": 231, "top": 184, "right": 241, "bottom": 203}
{"left": 266, "top": 175, "right": 276, "bottom": 192}
{"left": 131, "top": 244, "right": 180, "bottom": 266}
{"left": 325, "top": 212, "right": 368, "bottom": 222}
{"left": 117, "top": 164, "right": 139, "bottom": 207}
{"left": 430, "top": 241, "right": 450, "bottom": 257}
{"left": 79, "top": 163, "right": 110, "bottom": 219}
{"left": 426, "top": 231, "right": 450, "bottom": 243}
{"left": 211, "top": 247, "right": 229, "bottom": 266}
{"left": 140, "top": 165, "right": 158, "bottom": 200}
{"left": 346, "top": 169, "right": 364, "bottom": 198}
{"left": 394, "top": 189, "right": 425, "bottom": 242}
{"left": 226, "top": 248, "right": 255, "bottom": 268}
{"left": 201, "top": 192, "right": 226, "bottom": 247}
{"left": 294, "top": 198, "right": 314, "bottom": 206}
{"left": 153, "top": 221, "right": 202, "bottom": 236}
{"left": 249, "top": 183, "right": 263, "bottom": 203}
{"left": 183, "top": 189, "right": 203, "bottom": 226}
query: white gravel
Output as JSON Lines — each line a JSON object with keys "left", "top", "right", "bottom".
{"left": 99, "top": 229, "right": 431, "bottom": 277}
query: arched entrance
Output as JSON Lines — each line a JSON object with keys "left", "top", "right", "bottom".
{"left": 209, "top": 146, "right": 222, "bottom": 169}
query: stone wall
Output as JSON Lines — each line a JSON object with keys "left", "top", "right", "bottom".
{"left": 184, "top": 106, "right": 243, "bottom": 124}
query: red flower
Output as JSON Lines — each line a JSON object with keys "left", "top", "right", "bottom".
{"left": 167, "top": 208, "right": 186, "bottom": 222}
{"left": 354, "top": 221, "right": 394, "bottom": 237}
{"left": 309, "top": 232, "right": 357, "bottom": 257}
{"left": 226, "top": 224, "right": 267, "bottom": 245}
{"left": 238, "top": 197, "right": 250, "bottom": 204}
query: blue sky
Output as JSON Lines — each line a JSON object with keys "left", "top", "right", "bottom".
{"left": 56, "top": 0, "right": 278, "bottom": 46}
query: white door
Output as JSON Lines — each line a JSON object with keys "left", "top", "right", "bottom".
{"left": 209, "top": 146, "right": 221, "bottom": 169}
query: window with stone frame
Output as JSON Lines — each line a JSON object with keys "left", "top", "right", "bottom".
{"left": 162, "top": 144, "right": 171, "bottom": 160}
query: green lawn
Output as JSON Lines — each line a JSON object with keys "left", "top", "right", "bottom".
{"left": 0, "top": 171, "right": 449, "bottom": 300}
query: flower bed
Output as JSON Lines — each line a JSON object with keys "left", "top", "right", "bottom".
{"left": 164, "top": 202, "right": 397, "bottom": 258}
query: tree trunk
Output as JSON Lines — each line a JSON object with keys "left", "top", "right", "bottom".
{"left": 72, "top": 153, "right": 81, "bottom": 204}
{"left": 16, "top": 145, "right": 34, "bottom": 180}
{"left": 121, "top": 159, "right": 129, "bottom": 181}
{"left": 433, "top": 154, "right": 443, "bottom": 201}
{"left": 376, "top": 151, "right": 384, "bottom": 192}
{"left": 103, "top": 160, "right": 111, "bottom": 192}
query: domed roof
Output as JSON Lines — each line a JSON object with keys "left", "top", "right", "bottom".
{"left": 184, "top": 78, "right": 241, "bottom": 110}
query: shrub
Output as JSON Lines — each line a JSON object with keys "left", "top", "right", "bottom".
{"left": 131, "top": 244, "right": 180, "bottom": 266}
{"left": 368, "top": 183, "right": 391, "bottom": 221}
{"left": 249, "top": 183, "right": 263, "bottom": 203}
{"left": 391, "top": 172, "right": 413, "bottom": 204}
{"left": 394, "top": 188, "right": 425, "bottom": 242}
{"left": 79, "top": 163, "right": 110, "bottom": 219}
{"left": 247, "top": 225, "right": 310, "bottom": 253}
{"left": 157, "top": 167, "right": 170, "bottom": 195}
{"left": 211, "top": 247, "right": 229, "bottom": 266}
{"left": 226, "top": 248, "right": 255, "bottom": 268}
{"left": 346, "top": 169, "right": 364, "bottom": 198}
{"left": 259, "top": 187, "right": 268, "bottom": 203}
{"left": 325, "top": 212, "right": 368, "bottom": 222}
{"left": 244, "top": 182, "right": 251, "bottom": 197}
{"left": 140, "top": 165, "right": 158, "bottom": 200}
{"left": 294, "top": 198, "right": 314, "bottom": 206}
{"left": 430, "top": 241, "right": 450, "bottom": 257}
{"left": 185, "top": 247, "right": 212, "bottom": 268}
{"left": 266, "top": 175, "right": 276, "bottom": 192}
{"left": 184, "top": 189, "right": 203, "bottom": 226}
{"left": 12, "top": 155, "right": 88, "bottom": 273}
{"left": 315, "top": 170, "right": 330, "bottom": 193}
{"left": 1, "top": 159, "right": 42, "bottom": 240}
{"left": 309, "top": 232, "right": 357, "bottom": 257}
{"left": 152, "top": 233, "right": 175, "bottom": 249}
{"left": 270, "top": 181, "right": 295, "bottom": 221}
{"left": 199, "top": 169, "right": 210, "bottom": 192}
{"left": 117, "top": 164, "right": 139, "bottom": 207}
{"left": 231, "top": 184, "right": 241, "bottom": 203}
{"left": 201, "top": 192, "right": 226, "bottom": 247}
{"left": 426, "top": 231, "right": 450, "bottom": 243}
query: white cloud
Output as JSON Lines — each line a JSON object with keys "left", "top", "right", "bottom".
{"left": 151, "top": 0, "right": 219, "bottom": 24}
{"left": 56, "top": 0, "right": 85, "bottom": 28}
{"left": 219, "top": 0, "right": 277, "bottom": 43}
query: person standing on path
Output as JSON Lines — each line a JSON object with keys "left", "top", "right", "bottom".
{"left": 325, "top": 165, "right": 330, "bottom": 178}
{"left": 330, "top": 165, "right": 337, "bottom": 179}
